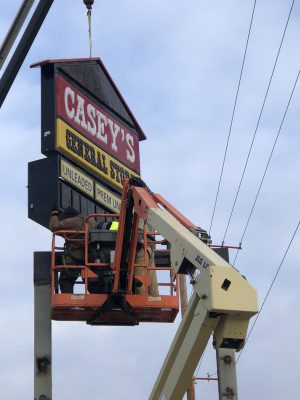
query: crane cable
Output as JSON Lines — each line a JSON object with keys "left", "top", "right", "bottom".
{"left": 83, "top": 0, "right": 94, "bottom": 58}
{"left": 236, "top": 218, "right": 300, "bottom": 363}
{"left": 208, "top": 0, "right": 257, "bottom": 237}
{"left": 222, "top": 0, "right": 295, "bottom": 245}
{"left": 233, "top": 68, "right": 300, "bottom": 266}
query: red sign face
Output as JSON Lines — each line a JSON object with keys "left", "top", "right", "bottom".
{"left": 56, "top": 75, "right": 140, "bottom": 173}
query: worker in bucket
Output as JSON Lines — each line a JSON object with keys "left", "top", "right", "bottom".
{"left": 49, "top": 206, "right": 96, "bottom": 293}
{"left": 91, "top": 221, "right": 159, "bottom": 295}
{"left": 88, "top": 220, "right": 118, "bottom": 294}
{"left": 134, "top": 229, "right": 159, "bottom": 296}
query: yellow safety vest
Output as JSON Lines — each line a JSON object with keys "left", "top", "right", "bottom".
{"left": 109, "top": 221, "right": 119, "bottom": 231}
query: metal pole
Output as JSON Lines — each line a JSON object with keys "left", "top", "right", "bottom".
{"left": 0, "top": 0, "right": 35, "bottom": 70}
{"left": 0, "top": 0, "right": 54, "bottom": 108}
{"left": 179, "top": 275, "right": 196, "bottom": 400}
{"left": 216, "top": 348, "right": 238, "bottom": 400}
{"left": 34, "top": 252, "right": 52, "bottom": 400}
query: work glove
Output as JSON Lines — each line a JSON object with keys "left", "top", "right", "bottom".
{"left": 51, "top": 205, "right": 58, "bottom": 216}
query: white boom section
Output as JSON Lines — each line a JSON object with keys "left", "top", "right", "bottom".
{"left": 148, "top": 208, "right": 230, "bottom": 274}
{"left": 147, "top": 207, "right": 258, "bottom": 400}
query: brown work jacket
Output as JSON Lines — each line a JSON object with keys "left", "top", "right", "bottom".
{"left": 135, "top": 245, "right": 159, "bottom": 296}
{"left": 49, "top": 214, "right": 96, "bottom": 263}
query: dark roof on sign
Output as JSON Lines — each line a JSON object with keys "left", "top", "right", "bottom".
{"left": 30, "top": 58, "right": 146, "bottom": 141}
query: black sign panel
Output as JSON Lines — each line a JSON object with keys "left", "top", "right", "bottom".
{"left": 28, "top": 155, "right": 118, "bottom": 229}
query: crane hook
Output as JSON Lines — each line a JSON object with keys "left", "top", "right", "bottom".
{"left": 83, "top": 0, "right": 94, "bottom": 12}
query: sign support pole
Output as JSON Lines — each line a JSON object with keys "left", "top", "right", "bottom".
{"left": 34, "top": 252, "right": 52, "bottom": 400}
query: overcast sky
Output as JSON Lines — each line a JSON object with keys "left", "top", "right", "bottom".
{"left": 1, "top": 1, "right": 300, "bottom": 399}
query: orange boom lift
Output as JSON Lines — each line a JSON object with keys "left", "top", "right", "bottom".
{"left": 50, "top": 178, "right": 209, "bottom": 326}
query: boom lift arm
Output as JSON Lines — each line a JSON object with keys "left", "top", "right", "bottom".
{"left": 116, "top": 179, "right": 258, "bottom": 400}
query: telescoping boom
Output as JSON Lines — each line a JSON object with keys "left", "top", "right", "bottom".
{"left": 50, "top": 177, "right": 258, "bottom": 399}
{"left": 119, "top": 179, "right": 258, "bottom": 400}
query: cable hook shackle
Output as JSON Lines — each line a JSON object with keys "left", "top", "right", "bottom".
{"left": 83, "top": 0, "right": 94, "bottom": 12}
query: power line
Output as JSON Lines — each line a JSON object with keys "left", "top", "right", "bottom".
{"left": 208, "top": 213, "right": 298, "bottom": 372}
{"left": 233, "top": 68, "right": 300, "bottom": 266}
{"left": 195, "top": 348, "right": 207, "bottom": 378}
{"left": 208, "top": 0, "right": 257, "bottom": 236}
{"left": 236, "top": 219, "right": 300, "bottom": 363}
{"left": 222, "top": 0, "right": 295, "bottom": 244}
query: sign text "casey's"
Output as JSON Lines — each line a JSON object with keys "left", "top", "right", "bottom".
{"left": 56, "top": 75, "right": 140, "bottom": 173}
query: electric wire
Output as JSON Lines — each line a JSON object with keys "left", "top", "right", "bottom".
{"left": 236, "top": 219, "right": 300, "bottom": 363}
{"left": 194, "top": 348, "right": 207, "bottom": 379}
{"left": 208, "top": 0, "right": 257, "bottom": 236}
{"left": 208, "top": 218, "right": 300, "bottom": 374}
{"left": 233, "top": 68, "right": 300, "bottom": 265}
{"left": 207, "top": 67, "right": 300, "bottom": 378}
{"left": 222, "top": 0, "right": 295, "bottom": 244}
{"left": 192, "top": 0, "right": 295, "bottom": 382}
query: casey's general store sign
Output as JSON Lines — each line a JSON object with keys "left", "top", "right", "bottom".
{"left": 29, "top": 58, "right": 146, "bottom": 227}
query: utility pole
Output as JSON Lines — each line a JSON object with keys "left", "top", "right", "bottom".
{"left": 179, "top": 274, "right": 196, "bottom": 400}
